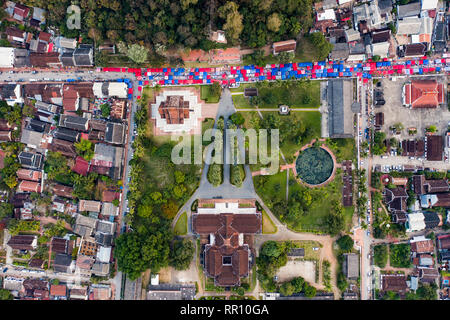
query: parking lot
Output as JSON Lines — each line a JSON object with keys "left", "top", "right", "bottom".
{"left": 376, "top": 76, "right": 450, "bottom": 141}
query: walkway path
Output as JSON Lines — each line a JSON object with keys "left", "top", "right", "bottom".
{"left": 171, "top": 89, "right": 341, "bottom": 299}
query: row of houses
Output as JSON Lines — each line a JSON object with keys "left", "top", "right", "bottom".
{"left": 313, "top": 0, "right": 447, "bottom": 61}
{"left": 1, "top": 1, "right": 93, "bottom": 68}
{"left": 0, "top": 78, "right": 130, "bottom": 287}
{"left": 379, "top": 234, "right": 449, "bottom": 298}
{"left": 382, "top": 174, "right": 449, "bottom": 232}
{"left": 2, "top": 276, "right": 112, "bottom": 300}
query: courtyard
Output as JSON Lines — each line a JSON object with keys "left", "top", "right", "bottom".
{"left": 378, "top": 76, "right": 450, "bottom": 141}
{"left": 276, "top": 260, "right": 317, "bottom": 285}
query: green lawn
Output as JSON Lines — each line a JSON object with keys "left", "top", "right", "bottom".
{"left": 328, "top": 138, "right": 356, "bottom": 162}
{"left": 200, "top": 85, "right": 220, "bottom": 103}
{"left": 253, "top": 171, "right": 287, "bottom": 209}
{"left": 232, "top": 94, "right": 253, "bottom": 108}
{"left": 201, "top": 118, "right": 215, "bottom": 135}
{"left": 294, "top": 37, "right": 325, "bottom": 63}
{"left": 174, "top": 212, "right": 187, "bottom": 235}
{"left": 292, "top": 240, "right": 322, "bottom": 260}
{"left": 282, "top": 170, "right": 353, "bottom": 233}
{"left": 373, "top": 244, "right": 388, "bottom": 268}
{"left": 255, "top": 80, "right": 321, "bottom": 108}
{"left": 232, "top": 81, "right": 321, "bottom": 109}
{"left": 238, "top": 111, "right": 321, "bottom": 168}
{"left": 264, "top": 111, "right": 321, "bottom": 163}
{"left": 262, "top": 210, "right": 277, "bottom": 234}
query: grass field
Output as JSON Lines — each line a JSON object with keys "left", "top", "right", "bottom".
{"left": 254, "top": 171, "right": 287, "bottom": 209}
{"left": 277, "top": 111, "right": 321, "bottom": 162}
{"left": 239, "top": 111, "right": 322, "bottom": 168}
{"left": 262, "top": 210, "right": 277, "bottom": 234}
{"left": 328, "top": 138, "right": 356, "bottom": 162}
{"left": 286, "top": 170, "right": 353, "bottom": 233}
{"left": 200, "top": 85, "right": 220, "bottom": 103}
{"left": 201, "top": 118, "right": 215, "bottom": 135}
{"left": 231, "top": 81, "right": 321, "bottom": 109}
{"left": 254, "top": 169, "right": 353, "bottom": 234}
{"left": 292, "top": 240, "right": 322, "bottom": 261}
{"left": 295, "top": 37, "right": 324, "bottom": 63}
{"left": 255, "top": 81, "right": 320, "bottom": 109}
{"left": 232, "top": 94, "right": 253, "bottom": 108}
{"left": 174, "top": 212, "right": 188, "bottom": 235}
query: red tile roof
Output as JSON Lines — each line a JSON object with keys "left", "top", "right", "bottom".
{"left": 52, "top": 184, "right": 74, "bottom": 198}
{"left": 18, "top": 180, "right": 41, "bottom": 193}
{"left": 63, "top": 86, "right": 78, "bottom": 112}
{"left": 404, "top": 80, "right": 444, "bottom": 108}
{"left": 102, "top": 190, "right": 120, "bottom": 202}
{"left": 72, "top": 156, "right": 89, "bottom": 176}
{"left": 411, "top": 239, "right": 434, "bottom": 253}
{"left": 29, "top": 52, "right": 61, "bottom": 68}
{"left": 17, "top": 169, "right": 42, "bottom": 181}
{"left": 273, "top": 40, "right": 297, "bottom": 53}
{"left": 14, "top": 4, "right": 30, "bottom": 19}
{"left": 193, "top": 212, "right": 261, "bottom": 286}
{"left": 38, "top": 32, "right": 52, "bottom": 43}
{"left": 50, "top": 284, "right": 67, "bottom": 297}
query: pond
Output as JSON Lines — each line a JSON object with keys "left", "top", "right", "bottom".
{"left": 295, "top": 147, "right": 334, "bottom": 185}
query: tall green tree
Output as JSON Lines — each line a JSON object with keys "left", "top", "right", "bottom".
{"left": 74, "top": 138, "right": 94, "bottom": 161}
{"left": 169, "top": 239, "right": 195, "bottom": 270}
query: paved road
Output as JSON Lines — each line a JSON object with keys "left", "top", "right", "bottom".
{"left": 358, "top": 78, "right": 373, "bottom": 301}
{"left": 371, "top": 155, "right": 450, "bottom": 170}
{"left": 237, "top": 108, "right": 320, "bottom": 112}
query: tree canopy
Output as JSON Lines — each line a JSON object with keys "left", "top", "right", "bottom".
{"left": 169, "top": 239, "right": 195, "bottom": 270}
{"left": 114, "top": 222, "right": 172, "bottom": 280}
{"left": 336, "top": 235, "right": 354, "bottom": 252}
{"left": 30, "top": 0, "right": 314, "bottom": 54}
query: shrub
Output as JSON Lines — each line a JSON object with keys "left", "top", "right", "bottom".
{"left": 207, "top": 163, "right": 223, "bottom": 186}
{"left": 336, "top": 235, "right": 354, "bottom": 252}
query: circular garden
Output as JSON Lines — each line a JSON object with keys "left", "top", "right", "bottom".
{"left": 295, "top": 147, "right": 334, "bottom": 186}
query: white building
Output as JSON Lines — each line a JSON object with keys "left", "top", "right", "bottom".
{"left": 406, "top": 212, "right": 426, "bottom": 232}
{"left": 317, "top": 9, "right": 336, "bottom": 21}
{"left": 93, "top": 82, "right": 128, "bottom": 99}
{"left": 96, "top": 246, "right": 112, "bottom": 263}
{"left": 0, "top": 47, "right": 15, "bottom": 68}
{"left": 421, "top": 0, "right": 438, "bottom": 11}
